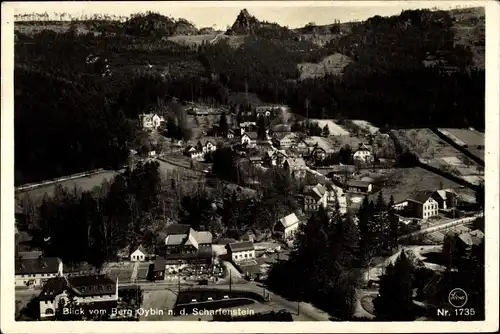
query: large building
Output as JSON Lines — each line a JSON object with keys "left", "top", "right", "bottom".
{"left": 38, "top": 275, "right": 118, "bottom": 319}
{"left": 150, "top": 226, "right": 214, "bottom": 280}
{"left": 165, "top": 228, "right": 213, "bottom": 255}
{"left": 407, "top": 191, "right": 439, "bottom": 219}
{"left": 226, "top": 241, "right": 256, "bottom": 263}
{"left": 15, "top": 254, "right": 63, "bottom": 288}
{"left": 302, "top": 184, "right": 328, "bottom": 213}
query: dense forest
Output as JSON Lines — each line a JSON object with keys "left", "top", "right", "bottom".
{"left": 15, "top": 8, "right": 484, "bottom": 184}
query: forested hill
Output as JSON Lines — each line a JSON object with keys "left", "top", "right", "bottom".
{"left": 15, "top": 7, "right": 485, "bottom": 185}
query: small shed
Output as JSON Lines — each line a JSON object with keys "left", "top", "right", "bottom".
{"left": 130, "top": 245, "right": 147, "bottom": 262}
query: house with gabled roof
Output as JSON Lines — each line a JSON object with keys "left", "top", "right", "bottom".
{"left": 226, "top": 241, "right": 256, "bottom": 263}
{"left": 196, "top": 138, "right": 218, "bottom": 153}
{"left": 165, "top": 228, "right": 213, "bottom": 254}
{"left": 275, "top": 213, "right": 302, "bottom": 240}
{"left": 431, "top": 188, "right": 458, "bottom": 210}
{"left": 264, "top": 149, "right": 288, "bottom": 167}
{"left": 140, "top": 113, "right": 164, "bottom": 130}
{"left": 38, "top": 274, "right": 118, "bottom": 319}
{"left": 406, "top": 190, "right": 439, "bottom": 219}
{"left": 302, "top": 184, "right": 328, "bottom": 213}
{"left": 183, "top": 145, "right": 204, "bottom": 160}
{"left": 352, "top": 143, "right": 373, "bottom": 163}
{"left": 346, "top": 180, "right": 373, "bottom": 194}
{"left": 241, "top": 132, "right": 258, "bottom": 147}
{"left": 457, "top": 229, "right": 484, "bottom": 249}
{"left": 272, "top": 133, "right": 297, "bottom": 148}
{"left": 15, "top": 255, "right": 63, "bottom": 288}
{"left": 130, "top": 245, "right": 147, "bottom": 262}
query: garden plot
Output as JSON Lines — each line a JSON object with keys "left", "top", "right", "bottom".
{"left": 309, "top": 119, "right": 350, "bottom": 136}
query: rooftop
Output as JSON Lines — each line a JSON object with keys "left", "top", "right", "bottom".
{"left": 67, "top": 275, "right": 116, "bottom": 296}
{"left": 279, "top": 213, "right": 300, "bottom": 229}
{"left": 227, "top": 241, "right": 255, "bottom": 252}
{"left": 15, "top": 257, "right": 60, "bottom": 275}
{"left": 346, "top": 180, "right": 372, "bottom": 188}
{"left": 407, "top": 190, "right": 435, "bottom": 204}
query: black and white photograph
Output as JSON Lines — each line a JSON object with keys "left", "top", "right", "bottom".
{"left": 1, "top": 1, "right": 498, "bottom": 332}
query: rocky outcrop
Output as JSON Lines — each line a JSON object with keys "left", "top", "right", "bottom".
{"left": 226, "top": 9, "right": 261, "bottom": 35}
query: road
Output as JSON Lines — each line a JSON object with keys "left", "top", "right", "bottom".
{"left": 398, "top": 213, "right": 482, "bottom": 241}
{"left": 120, "top": 281, "right": 331, "bottom": 321}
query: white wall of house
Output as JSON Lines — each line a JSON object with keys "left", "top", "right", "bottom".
{"left": 15, "top": 262, "right": 63, "bottom": 287}
{"left": 15, "top": 272, "right": 58, "bottom": 287}
{"left": 353, "top": 150, "right": 373, "bottom": 162}
{"left": 231, "top": 250, "right": 255, "bottom": 262}
{"left": 284, "top": 224, "right": 300, "bottom": 240}
{"left": 130, "top": 250, "right": 146, "bottom": 262}
{"left": 39, "top": 291, "right": 118, "bottom": 319}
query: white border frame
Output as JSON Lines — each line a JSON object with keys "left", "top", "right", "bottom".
{"left": 2, "top": 1, "right": 498, "bottom": 333}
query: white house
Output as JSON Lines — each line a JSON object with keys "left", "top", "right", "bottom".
{"left": 38, "top": 275, "right": 118, "bottom": 319}
{"left": 15, "top": 256, "right": 63, "bottom": 288}
{"left": 241, "top": 132, "right": 258, "bottom": 147}
{"left": 140, "top": 113, "right": 164, "bottom": 130}
{"left": 276, "top": 213, "right": 301, "bottom": 240}
{"left": 130, "top": 245, "right": 147, "bottom": 262}
{"left": 302, "top": 184, "right": 329, "bottom": 213}
{"left": 407, "top": 191, "right": 439, "bottom": 219}
{"left": 197, "top": 138, "right": 217, "bottom": 153}
{"left": 226, "top": 241, "right": 256, "bottom": 263}
{"left": 353, "top": 143, "right": 373, "bottom": 163}
{"left": 184, "top": 146, "right": 204, "bottom": 160}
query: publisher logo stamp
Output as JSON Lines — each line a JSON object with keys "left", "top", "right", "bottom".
{"left": 448, "top": 288, "right": 468, "bottom": 308}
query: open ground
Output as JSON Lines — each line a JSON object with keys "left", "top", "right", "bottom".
{"left": 297, "top": 53, "right": 352, "bottom": 80}
{"left": 309, "top": 119, "right": 350, "bottom": 136}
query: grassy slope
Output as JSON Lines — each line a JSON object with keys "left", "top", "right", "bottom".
{"left": 448, "top": 7, "right": 485, "bottom": 69}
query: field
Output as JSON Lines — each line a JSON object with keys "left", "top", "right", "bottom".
{"left": 392, "top": 128, "right": 483, "bottom": 183}
{"left": 365, "top": 167, "right": 470, "bottom": 204}
{"left": 438, "top": 128, "right": 485, "bottom": 161}
{"left": 327, "top": 135, "right": 366, "bottom": 151}
{"left": 305, "top": 136, "right": 335, "bottom": 152}
{"left": 141, "top": 290, "right": 178, "bottom": 320}
{"left": 297, "top": 53, "right": 352, "bottom": 80}
{"left": 351, "top": 120, "right": 380, "bottom": 135}
{"left": 308, "top": 119, "right": 350, "bottom": 136}
{"left": 16, "top": 170, "right": 119, "bottom": 201}
{"left": 167, "top": 34, "right": 246, "bottom": 48}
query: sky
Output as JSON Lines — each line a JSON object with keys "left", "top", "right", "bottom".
{"left": 10, "top": 1, "right": 484, "bottom": 30}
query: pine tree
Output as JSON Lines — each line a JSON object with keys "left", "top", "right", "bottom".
{"left": 322, "top": 124, "right": 330, "bottom": 137}
{"left": 387, "top": 195, "right": 395, "bottom": 212}
{"left": 373, "top": 250, "right": 416, "bottom": 321}
{"left": 375, "top": 191, "right": 386, "bottom": 212}
{"left": 218, "top": 111, "right": 229, "bottom": 137}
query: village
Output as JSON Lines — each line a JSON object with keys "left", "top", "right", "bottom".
{"left": 15, "top": 96, "right": 485, "bottom": 321}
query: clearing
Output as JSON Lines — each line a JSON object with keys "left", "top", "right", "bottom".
{"left": 391, "top": 129, "right": 484, "bottom": 183}
{"left": 351, "top": 120, "right": 380, "bottom": 135}
{"left": 308, "top": 119, "right": 350, "bottom": 136}
{"left": 167, "top": 34, "right": 246, "bottom": 48}
{"left": 365, "top": 167, "right": 470, "bottom": 204}
{"left": 16, "top": 170, "right": 118, "bottom": 201}
{"left": 297, "top": 53, "right": 352, "bottom": 80}
{"left": 438, "top": 128, "right": 485, "bottom": 162}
